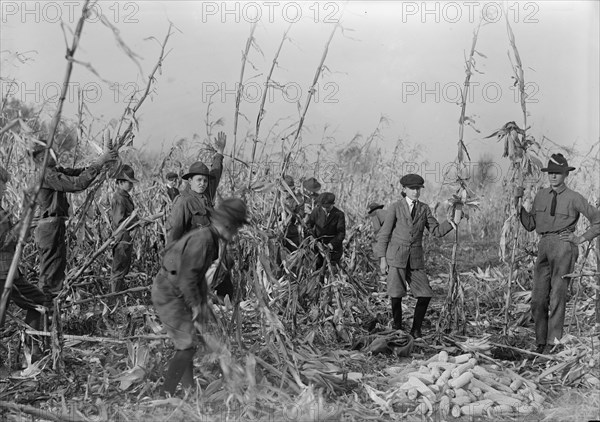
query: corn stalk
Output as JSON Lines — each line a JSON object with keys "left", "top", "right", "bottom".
{"left": 0, "top": 0, "right": 92, "bottom": 331}
{"left": 437, "top": 18, "right": 482, "bottom": 335}
{"left": 232, "top": 23, "right": 257, "bottom": 188}
{"left": 248, "top": 24, "right": 292, "bottom": 190}
{"left": 503, "top": 12, "right": 528, "bottom": 335}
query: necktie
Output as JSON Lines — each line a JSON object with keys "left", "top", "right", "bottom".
{"left": 550, "top": 190, "right": 557, "bottom": 216}
{"left": 410, "top": 201, "right": 417, "bottom": 219}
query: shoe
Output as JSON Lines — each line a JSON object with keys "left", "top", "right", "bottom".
{"left": 410, "top": 329, "right": 422, "bottom": 339}
{"left": 534, "top": 344, "right": 546, "bottom": 354}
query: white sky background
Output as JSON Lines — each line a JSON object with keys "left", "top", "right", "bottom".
{"left": 1, "top": 1, "right": 599, "bottom": 173}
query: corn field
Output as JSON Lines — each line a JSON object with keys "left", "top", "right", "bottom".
{"left": 1, "top": 2, "right": 599, "bottom": 421}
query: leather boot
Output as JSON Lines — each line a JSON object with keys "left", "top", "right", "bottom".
{"left": 391, "top": 298, "right": 403, "bottom": 330}
{"left": 161, "top": 348, "right": 195, "bottom": 396}
{"left": 410, "top": 297, "right": 431, "bottom": 339}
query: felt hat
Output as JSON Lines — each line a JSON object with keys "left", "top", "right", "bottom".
{"left": 302, "top": 177, "right": 321, "bottom": 193}
{"left": 182, "top": 161, "right": 214, "bottom": 180}
{"left": 541, "top": 153, "right": 575, "bottom": 173}
{"left": 400, "top": 174, "right": 425, "bottom": 189}
{"left": 366, "top": 202, "right": 384, "bottom": 217}
{"left": 114, "top": 164, "right": 138, "bottom": 183}
{"left": 318, "top": 192, "right": 335, "bottom": 206}
{"left": 212, "top": 198, "right": 250, "bottom": 227}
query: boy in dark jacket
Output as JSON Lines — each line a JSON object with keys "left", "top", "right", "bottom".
{"left": 306, "top": 192, "right": 346, "bottom": 270}
{"left": 110, "top": 165, "right": 138, "bottom": 293}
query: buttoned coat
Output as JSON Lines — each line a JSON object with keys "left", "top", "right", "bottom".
{"left": 306, "top": 205, "right": 346, "bottom": 261}
{"left": 376, "top": 199, "right": 452, "bottom": 269}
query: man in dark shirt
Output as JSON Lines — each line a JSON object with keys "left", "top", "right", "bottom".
{"left": 110, "top": 165, "right": 138, "bottom": 293}
{"left": 152, "top": 198, "right": 248, "bottom": 396}
{"left": 165, "top": 172, "right": 180, "bottom": 202}
{"left": 167, "top": 132, "right": 226, "bottom": 245}
{"left": 515, "top": 153, "right": 600, "bottom": 353}
{"left": 31, "top": 141, "right": 116, "bottom": 307}
{"left": 306, "top": 192, "right": 346, "bottom": 270}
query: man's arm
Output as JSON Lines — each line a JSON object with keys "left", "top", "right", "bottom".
{"left": 177, "top": 234, "right": 213, "bottom": 310}
{"left": 514, "top": 186, "right": 536, "bottom": 232}
{"left": 562, "top": 195, "right": 600, "bottom": 244}
{"left": 375, "top": 204, "right": 396, "bottom": 259}
{"left": 166, "top": 196, "right": 189, "bottom": 244}
{"left": 334, "top": 210, "right": 346, "bottom": 243}
{"left": 425, "top": 205, "right": 453, "bottom": 238}
{"left": 43, "top": 165, "right": 102, "bottom": 192}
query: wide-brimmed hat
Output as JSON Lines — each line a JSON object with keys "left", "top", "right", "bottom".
{"left": 366, "top": 202, "right": 384, "bottom": 216}
{"left": 302, "top": 177, "right": 321, "bottom": 193}
{"left": 212, "top": 198, "right": 250, "bottom": 227}
{"left": 165, "top": 171, "right": 178, "bottom": 181}
{"left": 182, "top": 161, "right": 214, "bottom": 180}
{"left": 114, "top": 164, "right": 138, "bottom": 183}
{"left": 541, "top": 153, "right": 576, "bottom": 173}
{"left": 400, "top": 174, "right": 425, "bottom": 189}
{"left": 318, "top": 192, "right": 335, "bottom": 206}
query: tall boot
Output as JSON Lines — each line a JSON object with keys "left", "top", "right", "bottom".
{"left": 391, "top": 298, "right": 403, "bottom": 330}
{"left": 410, "top": 297, "right": 431, "bottom": 339}
{"left": 161, "top": 348, "right": 195, "bottom": 396}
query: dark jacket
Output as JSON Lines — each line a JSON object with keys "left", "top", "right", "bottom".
{"left": 37, "top": 164, "right": 101, "bottom": 218}
{"left": 376, "top": 199, "right": 453, "bottom": 269}
{"left": 306, "top": 205, "right": 346, "bottom": 260}
{"left": 167, "top": 154, "right": 223, "bottom": 244}
{"left": 166, "top": 186, "right": 180, "bottom": 202}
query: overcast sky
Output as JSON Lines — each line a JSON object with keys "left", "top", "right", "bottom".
{"left": 1, "top": 1, "right": 598, "bottom": 170}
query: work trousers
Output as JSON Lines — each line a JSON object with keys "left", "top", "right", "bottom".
{"left": 531, "top": 234, "right": 578, "bottom": 345}
{"left": 34, "top": 219, "right": 67, "bottom": 304}
{"left": 110, "top": 232, "right": 133, "bottom": 293}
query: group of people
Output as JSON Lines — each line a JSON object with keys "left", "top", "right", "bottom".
{"left": 1, "top": 137, "right": 599, "bottom": 394}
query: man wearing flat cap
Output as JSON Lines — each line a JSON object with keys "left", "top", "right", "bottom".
{"left": 306, "top": 192, "right": 346, "bottom": 271}
{"left": 110, "top": 164, "right": 138, "bottom": 293}
{"left": 376, "top": 173, "right": 458, "bottom": 339}
{"left": 515, "top": 153, "right": 600, "bottom": 354}
{"left": 167, "top": 132, "right": 226, "bottom": 245}
{"left": 153, "top": 198, "right": 249, "bottom": 396}
{"left": 30, "top": 140, "right": 117, "bottom": 308}
{"left": 165, "top": 172, "right": 180, "bottom": 202}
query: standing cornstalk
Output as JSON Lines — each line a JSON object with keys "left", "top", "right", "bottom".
{"left": 248, "top": 24, "right": 292, "bottom": 190}
{"left": 436, "top": 18, "right": 482, "bottom": 335}
{"left": 232, "top": 23, "right": 257, "bottom": 187}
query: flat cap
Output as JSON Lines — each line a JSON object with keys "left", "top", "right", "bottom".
{"left": 318, "top": 192, "right": 335, "bottom": 206}
{"left": 400, "top": 174, "right": 425, "bottom": 189}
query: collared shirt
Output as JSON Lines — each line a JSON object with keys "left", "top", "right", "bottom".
{"left": 405, "top": 197, "right": 415, "bottom": 213}
{"left": 520, "top": 184, "right": 600, "bottom": 241}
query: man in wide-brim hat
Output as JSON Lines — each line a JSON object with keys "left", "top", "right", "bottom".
{"left": 166, "top": 132, "right": 226, "bottom": 245}
{"left": 302, "top": 177, "right": 322, "bottom": 215}
{"left": 515, "top": 153, "right": 600, "bottom": 354}
{"left": 110, "top": 164, "right": 138, "bottom": 293}
{"left": 152, "top": 198, "right": 249, "bottom": 396}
